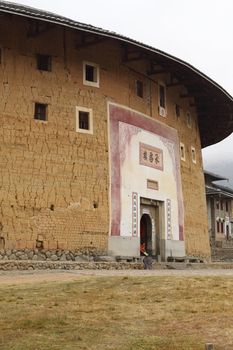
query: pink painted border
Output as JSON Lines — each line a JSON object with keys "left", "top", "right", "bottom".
{"left": 109, "top": 103, "right": 184, "bottom": 240}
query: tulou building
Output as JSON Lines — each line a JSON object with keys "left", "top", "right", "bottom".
{"left": 0, "top": 1, "right": 233, "bottom": 261}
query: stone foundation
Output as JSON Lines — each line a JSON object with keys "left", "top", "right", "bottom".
{"left": 0, "top": 260, "right": 145, "bottom": 271}
{"left": 0, "top": 248, "right": 107, "bottom": 262}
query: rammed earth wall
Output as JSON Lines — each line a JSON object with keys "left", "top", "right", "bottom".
{"left": 0, "top": 12, "right": 210, "bottom": 258}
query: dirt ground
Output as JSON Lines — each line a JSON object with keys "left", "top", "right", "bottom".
{"left": 1, "top": 268, "right": 233, "bottom": 285}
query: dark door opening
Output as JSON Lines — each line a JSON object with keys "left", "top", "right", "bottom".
{"left": 140, "top": 214, "right": 152, "bottom": 255}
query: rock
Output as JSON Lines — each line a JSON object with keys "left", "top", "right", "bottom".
{"left": 6, "top": 250, "right": 12, "bottom": 257}
{"left": 45, "top": 251, "right": 51, "bottom": 258}
{"left": 51, "top": 255, "right": 58, "bottom": 261}
{"left": 60, "top": 254, "right": 67, "bottom": 261}
{"left": 69, "top": 252, "right": 74, "bottom": 258}
{"left": 15, "top": 251, "right": 23, "bottom": 257}
{"left": 28, "top": 251, "right": 34, "bottom": 260}
{"left": 94, "top": 255, "right": 116, "bottom": 262}
{"left": 75, "top": 255, "right": 89, "bottom": 262}
{"left": 32, "top": 255, "right": 38, "bottom": 261}
{"left": 37, "top": 255, "right": 46, "bottom": 261}
{"left": 9, "top": 254, "right": 16, "bottom": 260}
{"left": 19, "top": 254, "right": 28, "bottom": 260}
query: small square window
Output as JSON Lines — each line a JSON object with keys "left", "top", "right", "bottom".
{"left": 37, "top": 54, "right": 52, "bottom": 71}
{"left": 83, "top": 61, "right": 99, "bottom": 87}
{"left": 191, "top": 146, "right": 196, "bottom": 163}
{"left": 79, "top": 111, "right": 89, "bottom": 130}
{"left": 180, "top": 143, "right": 185, "bottom": 161}
{"left": 136, "top": 80, "right": 143, "bottom": 98}
{"left": 86, "top": 65, "right": 95, "bottom": 82}
{"left": 34, "top": 103, "right": 47, "bottom": 121}
{"left": 76, "top": 107, "right": 93, "bottom": 134}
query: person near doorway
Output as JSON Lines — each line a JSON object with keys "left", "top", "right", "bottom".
{"left": 143, "top": 252, "right": 153, "bottom": 270}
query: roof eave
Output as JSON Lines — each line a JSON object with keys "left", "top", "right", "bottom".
{"left": 0, "top": 1, "right": 233, "bottom": 148}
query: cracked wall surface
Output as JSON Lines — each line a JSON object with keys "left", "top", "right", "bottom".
{"left": 0, "top": 13, "right": 210, "bottom": 257}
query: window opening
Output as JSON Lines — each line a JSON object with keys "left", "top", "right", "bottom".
{"left": 221, "top": 221, "right": 224, "bottom": 233}
{"left": 83, "top": 61, "right": 99, "bottom": 87}
{"left": 79, "top": 111, "right": 89, "bottom": 130}
{"left": 76, "top": 107, "right": 93, "bottom": 134}
{"left": 34, "top": 103, "right": 47, "bottom": 121}
{"left": 217, "top": 220, "right": 220, "bottom": 233}
{"left": 136, "top": 80, "right": 143, "bottom": 98}
{"left": 86, "top": 64, "right": 95, "bottom": 82}
{"left": 191, "top": 146, "right": 196, "bottom": 164}
{"left": 180, "top": 143, "right": 185, "bottom": 161}
{"left": 158, "top": 83, "right": 166, "bottom": 117}
{"left": 37, "top": 54, "right": 51, "bottom": 71}
{"left": 159, "top": 84, "right": 166, "bottom": 108}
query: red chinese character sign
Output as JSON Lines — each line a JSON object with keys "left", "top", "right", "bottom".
{"left": 139, "top": 143, "right": 163, "bottom": 171}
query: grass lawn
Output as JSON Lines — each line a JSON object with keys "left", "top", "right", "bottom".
{"left": 0, "top": 275, "right": 233, "bottom": 350}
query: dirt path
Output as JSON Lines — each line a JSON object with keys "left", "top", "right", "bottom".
{"left": 1, "top": 268, "right": 233, "bottom": 285}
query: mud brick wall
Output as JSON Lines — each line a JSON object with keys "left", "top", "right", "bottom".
{"left": 0, "top": 13, "right": 210, "bottom": 257}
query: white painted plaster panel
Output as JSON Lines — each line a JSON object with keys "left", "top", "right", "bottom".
{"left": 119, "top": 122, "right": 180, "bottom": 240}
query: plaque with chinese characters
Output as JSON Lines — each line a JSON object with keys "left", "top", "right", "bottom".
{"left": 139, "top": 143, "right": 163, "bottom": 170}
{"left": 147, "top": 179, "right": 159, "bottom": 190}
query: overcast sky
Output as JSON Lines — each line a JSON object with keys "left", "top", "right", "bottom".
{"left": 4, "top": 0, "right": 233, "bottom": 164}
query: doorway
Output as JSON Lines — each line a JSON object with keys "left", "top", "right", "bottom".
{"left": 140, "top": 214, "right": 152, "bottom": 255}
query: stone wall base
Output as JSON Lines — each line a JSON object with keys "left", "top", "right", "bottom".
{"left": 0, "top": 248, "right": 107, "bottom": 262}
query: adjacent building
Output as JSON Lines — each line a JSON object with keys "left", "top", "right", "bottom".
{"left": 0, "top": 1, "right": 233, "bottom": 260}
{"left": 205, "top": 171, "right": 233, "bottom": 243}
